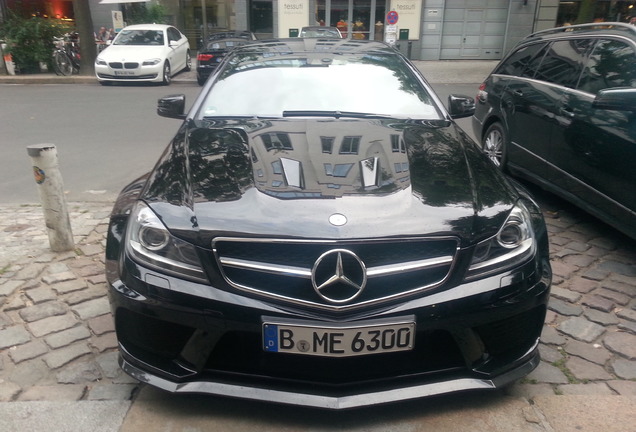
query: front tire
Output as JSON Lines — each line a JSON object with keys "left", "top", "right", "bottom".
{"left": 162, "top": 61, "right": 171, "bottom": 85}
{"left": 184, "top": 51, "right": 192, "bottom": 72}
{"left": 483, "top": 122, "right": 507, "bottom": 169}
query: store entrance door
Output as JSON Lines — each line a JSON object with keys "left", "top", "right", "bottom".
{"left": 316, "top": 1, "right": 385, "bottom": 41}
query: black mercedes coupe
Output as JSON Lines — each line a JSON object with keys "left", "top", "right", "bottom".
{"left": 105, "top": 38, "right": 552, "bottom": 410}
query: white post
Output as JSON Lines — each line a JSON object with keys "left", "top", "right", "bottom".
{"left": 26, "top": 144, "right": 74, "bottom": 252}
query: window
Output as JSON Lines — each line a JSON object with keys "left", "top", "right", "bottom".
{"left": 578, "top": 39, "right": 636, "bottom": 94}
{"left": 261, "top": 133, "right": 293, "bottom": 151}
{"left": 339, "top": 136, "right": 360, "bottom": 155}
{"left": 321, "top": 137, "right": 335, "bottom": 154}
{"left": 497, "top": 43, "right": 547, "bottom": 76}
{"left": 532, "top": 40, "right": 592, "bottom": 88}
{"left": 324, "top": 163, "right": 353, "bottom": 177}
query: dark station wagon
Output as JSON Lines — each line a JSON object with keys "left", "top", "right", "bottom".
{"left": 473, "top": 22, "right": 636, "bottom": 240}
{"left": 106, "top": 38, "right": 552, "bottom": 409}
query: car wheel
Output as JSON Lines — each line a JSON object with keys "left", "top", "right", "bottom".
{"left": 483, "top": 122, "right": 507, "bottom": 169}
{"left": 197, "top": 75, "right": 206, "bottom": 86}
{"left": 184, "top": 51, "right": 192, "bottom": 72}
{"left": 162, "top": 61, "right": 171, "bottom": 85}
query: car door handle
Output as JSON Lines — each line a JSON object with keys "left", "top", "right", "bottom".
{"left": 513, "top": 90, "right": 523, "bottom": 97}
{"left": 560, "top": 105, "right": 575, "bottom": 118}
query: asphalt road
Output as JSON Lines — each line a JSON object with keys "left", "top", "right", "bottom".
{"left": 0, "top": 82, "right": 477, "bottom": 204}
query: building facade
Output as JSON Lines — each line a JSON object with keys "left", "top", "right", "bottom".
{"left": 3, "top": 0, "right": 636, "bottom": 61}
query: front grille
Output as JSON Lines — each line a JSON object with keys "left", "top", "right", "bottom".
{"left": 108, "top": 62, "right": 139, "bottom": 69}
{"left": 213, "top": 237, "right": 459, "bottom": 311}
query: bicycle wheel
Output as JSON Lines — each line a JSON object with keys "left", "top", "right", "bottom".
{"left": 53, "top": 51, "right": 73, "bottom": 76}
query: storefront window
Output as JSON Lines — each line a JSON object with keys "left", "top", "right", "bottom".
{"left": 315, "top": 1, "right": 384, "bottom": 40}
{"left": 250, "top": 0, "right": 273, "bottom": 37}
{"left": 557, "top": 0, "right": 636, "bottom": 26}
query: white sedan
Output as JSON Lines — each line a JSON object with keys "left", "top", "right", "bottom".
{"left": 95, "top": 24, "right": 191, "bottom": 85}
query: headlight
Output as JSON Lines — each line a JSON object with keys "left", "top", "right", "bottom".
{"left": 142, "top": 58, "right": 161, "bottom": 66}
{"left": 95, "top": 58, "right": 107, "bottom": 66}
{"left": 465, "top": 201, "right": 536, "bottom": 280}
{"left": 126, "top": 201, "right": 207, "bottom": 282}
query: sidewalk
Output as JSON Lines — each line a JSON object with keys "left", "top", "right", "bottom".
{"left": 1, "top": 60, "right": 635, "bottom": 431}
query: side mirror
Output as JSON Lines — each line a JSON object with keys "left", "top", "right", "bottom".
{"left": 157, "top": 94, "right": 186, "bottom": 119}
{"left": 593, "top": 87, "right": 636, "bottom": 111}
{"left": 448, "top": 94, "right": 476, "bottom": 119}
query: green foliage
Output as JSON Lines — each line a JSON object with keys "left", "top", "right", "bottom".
{"left": 126, "top": 3, "right": 169, "bottom": 25}
{"left": 0, "top": 9, "right": 71, "bottom": 73}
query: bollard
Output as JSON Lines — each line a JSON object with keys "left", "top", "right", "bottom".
{"left": 27, "top": 144, "right": 74, "bottom": 252}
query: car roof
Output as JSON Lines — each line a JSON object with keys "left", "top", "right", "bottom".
{"left": 523, "top": 22, "right": 636, "bottom": 43}
{"left": 229, "top": 38, "right": 395, "bottom": 56}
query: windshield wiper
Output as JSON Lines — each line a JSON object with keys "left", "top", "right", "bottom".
{"left": 282, "top": 110, "right": 399, "bottom": 119}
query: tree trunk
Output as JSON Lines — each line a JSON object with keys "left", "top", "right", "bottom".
{"left": 73, "top": 0, "right": 96, "bottom": 76}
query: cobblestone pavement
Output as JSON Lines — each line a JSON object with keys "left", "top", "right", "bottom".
{"left": 0, "top": 190, "right": 635, "bottom": 404}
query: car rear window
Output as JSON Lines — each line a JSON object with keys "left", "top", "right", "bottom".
{"left": 495, "top": 42, "right": 547, "bottom": 76}
{"left": 578, "top": 39, "right": 636, "bottom": 94}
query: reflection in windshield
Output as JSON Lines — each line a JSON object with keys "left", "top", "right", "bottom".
{"left": 199, "top": 49, "right": 440, "bottom": 120}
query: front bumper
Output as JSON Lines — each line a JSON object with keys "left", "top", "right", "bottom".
{"left": 107, "top": 252, "right": 551, "bottom": 409}
{"left": 95, "top": 64, "right": 162, "bottom": 83}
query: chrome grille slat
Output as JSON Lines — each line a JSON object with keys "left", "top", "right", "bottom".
{"left": 213, "top": 237, "right": 459, "bottom": 311}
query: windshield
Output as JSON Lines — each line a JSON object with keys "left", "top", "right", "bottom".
{"left": 114, "top": 30, "right": 164, "bottom": 46}
{"left": 197, "top": 53, "right": 441, "bottom": 120}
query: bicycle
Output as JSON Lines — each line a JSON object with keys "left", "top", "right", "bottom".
{"left": 52, "top": 33, "right": 80, "bottom": 76}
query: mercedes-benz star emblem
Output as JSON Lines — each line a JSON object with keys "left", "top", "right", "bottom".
{"left": 311, "top": 249, "right": 367, "bottom": 304}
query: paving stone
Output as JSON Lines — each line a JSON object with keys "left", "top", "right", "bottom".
{"left": 18, "top": 301, "right": 67, "bottom": 323}
{"left": 9, "top": 358, "right": 51, "bottom": 386}
{"left": 551, "top": 261, "right": 576, "bottom": 279}
{"left": 602, "top": 279, "right": 636, "bottom": 296}
{"left": 563, "top": 254, "right": 597, "bottom": 268}
{"left": 587, "top": 237, "right": 617, "bottom": 250}
{"left": 595, "top": 288, "right": 631, "bottom": 306}
{"left": 581, "top": 294, "right": 615, "bottom": 313}
{"left": 0, "top": 280, "right": 23, "bottom": 297}
{"left": 17, "top": 384, "right": 86, "bottom": 401}
{"left": 564, "top": 339, "right": 612, "bottom": 366}
{"left": 618, "top": 320, "right": 636, "bottom": 334}
{"left": 604, "top": 332, "right": 636, "bottom": 359}
{"left": 0, "top": 326, "right": 31, "bottom": 349}
{"left": 43, "top": 343, "right": 92, "bottom": 369}
{"left": 91, "top": 333, "right": 118, "bottom": 353}
{"left": 0, "top": 381, "right": 21, "bottom": 402}
{"left": 86, "top": 383, "right": 137, "bottom": 400}
{"left": 50, "top": 279, "right": 87, "bottom": 295}
{"left": 557, "top": 317, "right": 606, "bottom": 342}
{"left": 47, "top": 263, "right": 71, "bottom": 274}
{"left": 505, "top": 382, "right": 556, "bottom": 398}
{"left": 557, "top": 382, "right": 614, "bottom": 395}
{"left": 548, "top": 298, "right": 583, "bottom": 316}
{"left": 581, "top": 268, "right": 610, "bottom": 281}
{"left": 41, "top": 271, "right": 77, "bottom": 285}
{"left": 63, "top": 286, "right": 107, "bottom": 306}
{"left": 617, "top": 308, "right": 636, "bottom": 322}
{"left": 27, "top": 313, "right": 78, "bottom": 338}
{"left": 607, "top": 380, "right": 636, "bottom": 395}
{"left": 526, "top": 361, "right": 569, "bottom": 384}
{"left": 566, "top": 356, "right": 612, "bottom": 381}
{"left": 550, "top": 286, "right": 582, "bottom": 303}
{"left": 598, "top": 260, "right": 636, "bottom": 277}
{"left": 612, "top": 358, "right": 636, "bottom": 380}
{"left": 45, "top": 326, "right": 91, "bottom": 349}
{"left": 96, "top": 351, "right": 120, "bottom": 378}
{"left": 584, "top": 308, "right": 620, "bottom": 326}
{"left": 541, "top": 325, "right": 567, "bottom": 345}
{"left": 8, "top": 340, "right": 48, "bottom": 363}
{"left": 539, "top": 344, "right": 564, "bottom": 363}
{"left": 88, "top": 313, "right": 115, "bottom": 335}
{"left": 71, "top": 297, "right": 111, "bottom": 320}
{"left": 56, "top": 360, "right": 102, "bottom": 384}
{"left": 24, "top": 286, "right": 56, "bottom": 304}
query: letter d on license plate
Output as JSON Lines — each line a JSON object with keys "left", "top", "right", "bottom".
{"left": 262, "top": 316, "right": 415, "bottom": 358}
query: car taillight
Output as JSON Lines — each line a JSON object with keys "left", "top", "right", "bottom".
{"left": 197, "top": 54, "right": 215, "bottom": 61}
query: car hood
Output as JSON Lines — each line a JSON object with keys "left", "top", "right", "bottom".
{"left": 98, "top": 45, "right": 166, "bottom": 61}
{"left": 140, "top": 118, "right": 518, "bottom": 247}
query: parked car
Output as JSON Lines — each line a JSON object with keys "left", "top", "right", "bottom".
{"left": 106, "top": 38, "right": 552, "bottom": 409}
{"left": 95, "top": 24, "right": 191, "bottom": 85}
{"left": 473, "top": 22, "right": 636, "bottom": 239}
{"left": 196, "top": 31, "right": 257, "bottom": 85}
{"left": 299, "top": 26, "right": 342, "bottom": 38}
